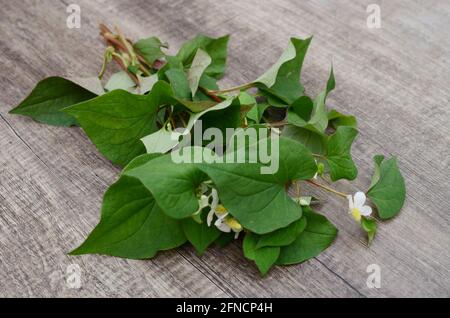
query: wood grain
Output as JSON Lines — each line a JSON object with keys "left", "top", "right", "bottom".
{"left": 0, "top": 0, "right": 449, "bottom": 297}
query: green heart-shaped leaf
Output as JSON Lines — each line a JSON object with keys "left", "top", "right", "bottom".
{"left": 277, "top": 208, "right": 337, "bottom": 265}
{"left": 182, "top": 214, "right": 221, "bottom": 255}
{"left": 243, "top": 233, "right": 281, "bottom": 276}
{"left": 10, "top": 77, "right": 97, "bottom": 127}
{"left": 64, "top": 81, "right": 176, "bottom": 166}
{"left": 287, "top": 67, "right": 335, "bottom": 134}
{"left": 255, "top": 37, "right": 312, "bottom": 104}
{"left": 328, "top": 109, "right": 357, "bottom": 129}
{"left": 124, "top": 151, "right": 207, "bottom": 219}
{"left": 176, "top": 34, "right": 230, "bottom": 79}
{"left": 165, "top": 68, "right": 191, "bottom": 100}
{"left": 198, "top": 137, "right": 317, "bottom": 234}
{"left": 134, "top": 36, "right": 167, "bottom": 64}
{"left": 256, "top": 216, "right": 307, "bottom": 249}
{"left": 70, "top": 174, "right": 186, "bottom": 259}
{"left": 367, "top": 156, "right": 406, "bottom": 219}
{"left": 361, "top": 216, "right": 377, "bottom": 245}
{"left": 326, "top": 126, "right": 359, "bottom": 181}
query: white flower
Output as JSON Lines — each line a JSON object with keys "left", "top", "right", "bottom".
{"left": 347, "top": 192, "right": 372, "bottom": 222}
{"left": 207, "top": 189, "right": 243, "bottom": 238}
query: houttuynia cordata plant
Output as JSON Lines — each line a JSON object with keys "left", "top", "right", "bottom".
{"left": 10, "top": 24, "right": 406, "bottom": 276}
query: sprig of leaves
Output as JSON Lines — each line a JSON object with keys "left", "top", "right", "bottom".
{"left": 9, "top": 24, "right": 407, "bottom": 276}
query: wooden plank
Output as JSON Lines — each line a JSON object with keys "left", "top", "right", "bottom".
{"left": 0, "top": 0, "right": 227, "bottom": 298}
{"left": 0, "top": 0, "right": 449, "bottom": 297}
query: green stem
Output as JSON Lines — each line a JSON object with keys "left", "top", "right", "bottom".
{"left": 115, "top": 26, "right": 138, "bottom": 66}
{"left": 200, "top": 87, "right": 222, "bottom": 102}
{"left": 98, "top": 46, "right": 115, "bottom": 79}
{"left": 210, "top": 82, "right": 255, "bottom": 94}
{"left": 139, "top": 64, "right": 151, "bottom": 76}
{"left": 111, "top": 52, "right": 129, "bottom": 68}
{"left": 307, "top": 180, "right": 348, "bottom": 199}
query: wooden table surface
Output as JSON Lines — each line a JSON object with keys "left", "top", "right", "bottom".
{"left": 0, "top": 0, "right": 449, "bottom": 298}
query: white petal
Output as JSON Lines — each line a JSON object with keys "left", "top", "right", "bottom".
{"left": 354, "top": 192, "right": 366, "bottom": 208}
{"left": 216, "top": 211, "right": 229, "bottom": 219}
{"left": 199, "top": 195, "right": 209, "bottom": 209}
{"left": 215, "top": 219, "right": 231, "bottom": 233}
{"left": 347, "top": 195, "right": 354, "bottom": 210}
{"left": 234, "top": 232, "right": 240, "bottom": 239}
{"left": 210, "top": 189, "right": 219, "bottom": 210}
{"left": 207, "top": 209, "right": 215, "bottom": 227}
{"left": 360, "top": 205, "right": 373, "bottom": 216}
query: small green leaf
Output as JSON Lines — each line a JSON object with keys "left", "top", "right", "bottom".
{"left": 177, "top": 34, "right": 230, "bottom": 79}
{"left": 254, "top": 247, "right": 280, "bottom": 276}
{"left": 165, "top": 69, "right": 191, "bottom": 100}
{"left": 361, "top": 216, "right": 377, "bottom": 245}
{"left": 157, "top": 55, "right": 184, "bottom": 81}
{"left": 243, "top": 233, "right": 280, "bottom": 276}
{"left": 105, "top": 71, "right": 136, "bottom": 92}
{"left": 326, "top": 126, "right": 359, "bottom": 181}
{"left": 127, "top": 65, "right": 140, "bottom": 75}
{"left": 182, "top": 215, "right": 221, "bottom": 255}
{"left": 188, "top": 49, "right": 212, "bottom": 97}
{"left": 328, "top": 109, "right": 357, "bottom": 129}
{"left": 134, "top": 36, "right": 167, "bottom": 64}
{"left": 10, "top": 77, "right": 97, "bottom": 127}
{"left": 309, "top": 68, "right": 336, "bottom": 133}
{"left": 255, "top": 37, "right": 312, "bottom": 104}
{"left": 64, "top": 81, "right": 176, "bottom": 166}
{"left": 367, "top": 156, "right": 406, "bottom": 220}
{"left": 247, "top": 103, "right": 269, "bottom": 124}
{"left": 238, "top": 91, "right": 257, "bottom": 120}
{"left": 70, "top": 175, "right": 186, "bottom": 259}
{"left": 256, "top": 217, "right": 307, "bottom": 249}
{"left": 286, "top": 68, "right": 335, "bottom": 134}
{"left": 277, "top": 208, "right": 338, "bottom": 265}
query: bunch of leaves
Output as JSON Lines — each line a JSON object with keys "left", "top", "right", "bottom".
{"left": 9, "top": 24, "right": 406, "bottom": 276}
